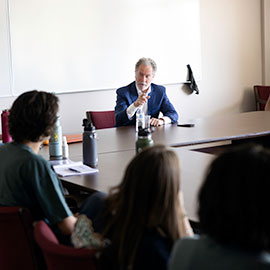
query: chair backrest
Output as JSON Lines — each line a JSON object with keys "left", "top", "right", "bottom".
{"left": 34, "top": 220, "right": 97, "bottom": 270}
{"left": 0, "top": 206, "right": 41, "bottom": 270}
{"left": 86, "top": 110, "right": 116, "bottom": 129}
{"left": 254, "top": 85, "right": 270, "bottom": 111}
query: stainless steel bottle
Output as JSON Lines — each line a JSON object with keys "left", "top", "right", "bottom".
{"left": 82, "top": 118, "right": 98, "bottom": 168}
{"left": 136, "top": 127, "right": 154, "bottom": 154}
{"left": 49, "top": 116, "right": 63, "bottom": 159}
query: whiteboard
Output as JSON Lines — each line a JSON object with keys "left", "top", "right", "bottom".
{"left": 1, "top": 0, "right": 201, "bottom": 96}
{"left": 0, "top": 0, "right": 12, "bottom": 96}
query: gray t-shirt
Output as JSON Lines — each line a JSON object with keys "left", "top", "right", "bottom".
{"left": 169, "top": 235, "right": 270, "bottom": 270}
{"left": 0, "top": 142, "right": 72, "bottom": 225}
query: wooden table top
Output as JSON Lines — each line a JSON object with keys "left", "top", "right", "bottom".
{"left": 96, "top": 111, "right": 270, "bottom": 153}
{"left": 41, "top": 146, "right": 215, "bottom": 222}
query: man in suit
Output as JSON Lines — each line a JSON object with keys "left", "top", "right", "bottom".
{"left": 115, "top": 57, "right": 178, "bottom": 127}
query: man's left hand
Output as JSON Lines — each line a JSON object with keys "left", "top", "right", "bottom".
{"left": 150, "top": 118, "right": 164, "bottom": 127}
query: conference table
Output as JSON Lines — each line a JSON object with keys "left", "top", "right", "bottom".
{"left": 40, "top": 111, "right": 270, "bottom": 222}
{"left": 43, "top": 146, "right": 215, "bottom": 222}
{"left": 91, "top": 111, "right": 270, "bottom": 154}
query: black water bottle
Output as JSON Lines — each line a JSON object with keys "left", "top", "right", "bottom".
{"left": 82, "top": 118, "right": 98, "bottom": 168}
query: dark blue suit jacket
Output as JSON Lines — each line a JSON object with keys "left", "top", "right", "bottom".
{"left": 114, "top": 82, "right": 178, "bottom": 127}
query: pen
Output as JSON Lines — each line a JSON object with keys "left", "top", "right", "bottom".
{"left": 68, "top": 167, "right": 80, "bottom": 173}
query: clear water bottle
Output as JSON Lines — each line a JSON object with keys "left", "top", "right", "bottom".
{"left": 145, "top": 115, "right": 151, "bottom": 132}
{"left": 136, "top": 127, "right": 154, "bottom": 154}
{"left": 136, "top": 107, "right": 145, "bottom": 132}
{"left": 1, "top": 110, "right": 12, "bottom": 143}
{"left": 82, "top": 118, "right": 98, "bottom": 168}
{"left": 62, "top": 136, "right": 69, "bottom": 160}
{"left": 49, "top": 116, "right": 63, "bottom": 159}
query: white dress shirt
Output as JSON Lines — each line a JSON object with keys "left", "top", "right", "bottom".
{"left": 126, "top": 83, "right": 171, "bottom": 124}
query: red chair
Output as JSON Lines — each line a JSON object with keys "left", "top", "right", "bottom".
{"left": 34, "top": 220, "right": 97, "bottom": 270}
{"left": 0, "top": 206, "right": 42, "bottom": 270}
{"left": 86, "top": 110, "right": 116, "bottom": 129}
{"left": 254, "top": 85, "right": 270, "bottom": 111}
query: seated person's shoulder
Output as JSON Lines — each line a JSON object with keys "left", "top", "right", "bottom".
{"left": 116, "top": 82, "right": 135, "bottom": 93}
{"left": 151, "top": 83, "right": 166, "bottom": 92}
{"left": 134, "top": 230, "right": 173, "bottom": 270}
{"left": 141, "top": 229, "right": 174, "bottom": 256}
{"left": 21, "top": 148, "right": 52, "bottom": 174}
{"left": 173, "top": 234, "right": 200, "bottom": 250}
{"left": 1, "top": 142, "right": 47, "bottom": 167}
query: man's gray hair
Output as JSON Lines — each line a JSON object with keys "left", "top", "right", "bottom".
{"left": 135, "top": 57, "right": 157, "bottom": 74}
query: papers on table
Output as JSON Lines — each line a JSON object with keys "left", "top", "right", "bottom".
{"left": 53, "top": 161, "right": 98, "bottom": 177}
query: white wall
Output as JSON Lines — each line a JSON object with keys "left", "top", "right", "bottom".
{"left": 0, "top": 0, "right": 263, "bottom": 134}
{"left": 175, "top": 0, "right": 262, "bottom": 120}
{"left": 262, "top": 0, "right": 270, "bottom": 84}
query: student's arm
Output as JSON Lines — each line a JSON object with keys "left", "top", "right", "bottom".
{"left": 30, "top": 156, "right": 76, "bottom": 234}
{"left": 265, "top": 96, "right": 270, "bottom": 111}
{"left": 57, "top": 215, "right": 77, "bottom": 235}
{"left": 178, "top": 191, "right": 194, "bottom": 237}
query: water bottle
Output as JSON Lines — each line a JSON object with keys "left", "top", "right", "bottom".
{"left": 82, "top": 118, "right": 98, "bottom": 168}
{"left": 49, "top": 116, "right": 62, "bottom": 159}
{"left": 62, "top": 136, "right": 69, "bottom": 160}
{"left": 136, "top": 107, "right": 145, "bottom": 132}
{"left": 145, "top": 115, "right": 151, "bottom": 132}
{"left": 1, "top": 110, "right": 12, "bottom": 143}
{"left": 136, "top": 127, "right": 154, "bottom": 154}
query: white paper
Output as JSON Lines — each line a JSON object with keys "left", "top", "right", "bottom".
{"left": 53, "top": 161, "right": 98, "bottom": 177}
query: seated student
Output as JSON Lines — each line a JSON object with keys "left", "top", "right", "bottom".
{"left": 114, "top": 57, "right": 178, "bottom": 127}
{"left": 169, "top": 144, "right": 270, "bottom": 270}
{"left": 78, "top": 145, "right": 193, "bottom": 270}
{"left": 0, "top": 90, "right": 77, "bottom": 237}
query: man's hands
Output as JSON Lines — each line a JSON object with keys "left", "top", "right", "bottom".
{"left": 134, "top": 90, "right": 164, "bottom": 127}
{"left": 150, "top": 118, "right": 164, "bottom": 127}
{"left": 134, "top": 90, "right": 150, "bottom": 107}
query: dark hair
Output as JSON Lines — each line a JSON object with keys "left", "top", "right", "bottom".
{"left": 8, "top": 90, "right": 59, "bottom": 143}
{"left": 198, "top": 144, "right": 270, "bottom": 251}
{"left": 101, "top": 145, "right": 181, "bottom": 269}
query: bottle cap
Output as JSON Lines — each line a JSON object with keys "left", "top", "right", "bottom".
{"left": 82, "top": 118, "right": 95, "bottom": 131}
{"left": 138, "top": 127, "right": 151, "bottom": 137}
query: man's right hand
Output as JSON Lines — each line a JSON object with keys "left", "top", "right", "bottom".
{"left": 134, "top": 91, "right": 150, "bottom": 107}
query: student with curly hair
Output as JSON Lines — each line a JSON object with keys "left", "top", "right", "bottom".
{"left": 0, "top": 90, "right": 77, "bottom": 237}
